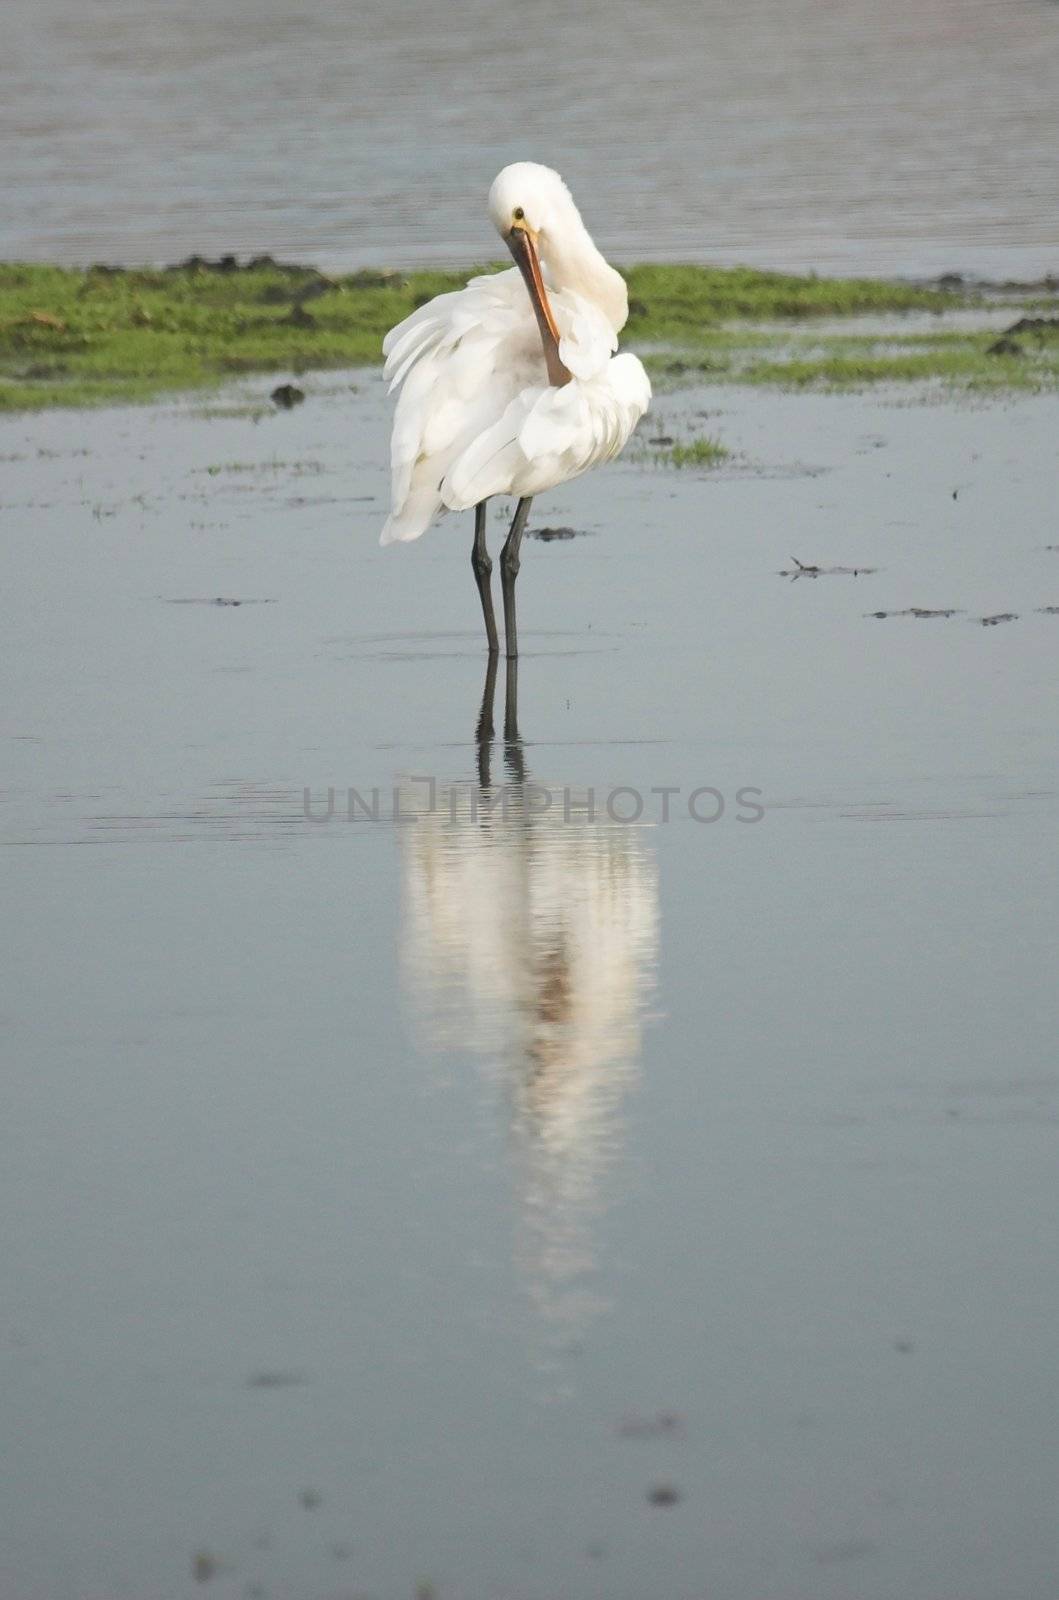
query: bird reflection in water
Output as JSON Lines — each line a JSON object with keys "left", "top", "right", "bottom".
{"left": 397, "top": 658, "right": 658, "bottom": 1355}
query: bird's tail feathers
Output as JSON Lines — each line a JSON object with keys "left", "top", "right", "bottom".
{"left": 380, "top": 487, "right": 445, "bottom": 545}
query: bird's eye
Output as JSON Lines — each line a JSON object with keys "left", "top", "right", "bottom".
{"left": 513, "top": 207, "right": 525, "bottom": 221}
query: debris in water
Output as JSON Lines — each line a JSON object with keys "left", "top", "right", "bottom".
{"left": 866, "top": 608, "right": 962, "bottom": 619}
{"left": 618, "top": 1409, "right": 685, "bottom": 1439}
{"left": 271, "top": 383, "right": 305, "bottom": 409}
{"left": 977, "top": 612, "right": 1018, "bottom": 626}
{"left": 529, "top": 525, "right": 590, "bottom": 541}
{"left": 164, "top": 597, "right": 277, "bottom": 607}
{"left": 780, "top": 557, "right": 877, "bottom": 579}
{"left": 299, "top": 1487, "right": 323, "bottom": 1510}
{"left": 192, "top": 1551, "right": 223, "bottom": 1584}
{"left": 647, "top": 1482, "right": 682, "bottom": 1507}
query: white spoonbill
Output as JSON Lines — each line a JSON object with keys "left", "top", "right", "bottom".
{"left": 379, "top": 162, "right": 651, "bottom": 656}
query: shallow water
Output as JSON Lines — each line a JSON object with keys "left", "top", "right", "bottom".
{"left": 1, "top": 376, "right": 1057, "bottom": 1598}
{"left": 3, "top": 0, "right": 1059, "bottom": 279}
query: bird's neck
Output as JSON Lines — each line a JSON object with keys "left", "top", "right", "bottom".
{"left": 543, "top": 217, "right": 629, "bottom": 334}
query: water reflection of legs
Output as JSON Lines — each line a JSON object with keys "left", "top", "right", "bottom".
{"left": 400, "top": 657, "right": 660, "bottom": 1355}
{"left": 503, "top": 658, "right": 526, "bottom": 787}
{"left": 474, "top": 651, "right": 525, "bottom": 790}
{"left": 475, "top": 650, "right": 498, "bottom": 788}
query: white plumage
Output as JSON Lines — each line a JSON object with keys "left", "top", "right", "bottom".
{"left": 380, "top": 163, "right": 651, "bottom": 548}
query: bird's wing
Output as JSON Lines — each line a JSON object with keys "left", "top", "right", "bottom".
{"left": 382, "top": 270, "right": 525, "bottom": 391}
{"left": 441, "top": 353, "right": 651, "bottom": 511}
{"left": 381, "top": 270, "right": 543, "bottom": 543}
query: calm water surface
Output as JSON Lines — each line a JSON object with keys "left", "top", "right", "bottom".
{"left": 3, "top": 0, "right": 1059, "bottom": 277}
{"left": 2, "top": 376, "right": 1057, "bottom": 1597}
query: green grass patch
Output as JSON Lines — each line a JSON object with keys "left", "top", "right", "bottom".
{"left": 738, "top": 327, "right": 1059, "bottom": 391}
{"left": 646, "top": 324, "right": 1059, "bottom": 393}
{"left": 0, "top": 258, "right": 1056, "bottom": 411}
{"left": 0, "top": 258, "right": 471, "bottom": 411}
{"left": 622, "top": 262, "right": 961, "bottom": 342}
{"left": 664, "top": 435, "right": 730, "bottom": 468}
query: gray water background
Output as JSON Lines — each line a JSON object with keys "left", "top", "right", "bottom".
{"left": 2, "top": 373, "right": 1058, "bottom": 1599}
{"left": 3, "top": 3, "right": 1059, "bottom": 1595}
{"left": 3, "top": 0, "right": 1059, "bottom": 278}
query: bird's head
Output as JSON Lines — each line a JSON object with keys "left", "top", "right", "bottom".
{"left": 488, "top": 163, "right": 578, "bottom": 381}
{"left": 488, "top": 161, "right": 629, "bottom": 339}
{"left": 488, "top": 162, "right": 573, "bottom": 250}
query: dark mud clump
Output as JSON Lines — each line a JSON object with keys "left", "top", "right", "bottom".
{"left": 931, "top": 272, "right": 1059, "bottom": 294}
{"left": 348, "top": 268, "right": 406, "bottom": 289}
{"left": 174, "top": 254, "right": 240, "bottom": 274}
{"left": 867, "top": 607, "right": 963, "bottom": 619}
{"left": 646, "top": 1482, "right": 682, "bottom": 1507}
{"left": 270, "top": 383, "right": 305, "bottom": 409}
{"left": 261, "top": 275, "right": 336, "bottom": 307}
{"left": 164, "top": 597, "right": 277, "bottom": 607}
{"left": 529, "top": 526, "right": 592, "bottom": 542}
{"left": 987, "top": 315, "right": 1059, "bottom": 357}
{"left": 977, "top": 612, "right": 1018, "bottom": 626}
{"left": 192, "top": 1551, "right": 223, "bottom": 1584}
{"left": 170, "top": 253, "right": 329, "bottom": 279}
{"left": 298, "top": 1488, "right": 323, "bottom": 1510}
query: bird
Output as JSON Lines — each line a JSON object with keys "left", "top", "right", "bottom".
{"left": 379, "top": 162, "right": 651, "bottom": 657}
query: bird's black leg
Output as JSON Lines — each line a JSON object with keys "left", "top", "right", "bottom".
{"left": 471, "top": 501, "right": 498, "bottom": 655}
{"left": 500, "top": 496, "right": 533, "bottom": 659}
